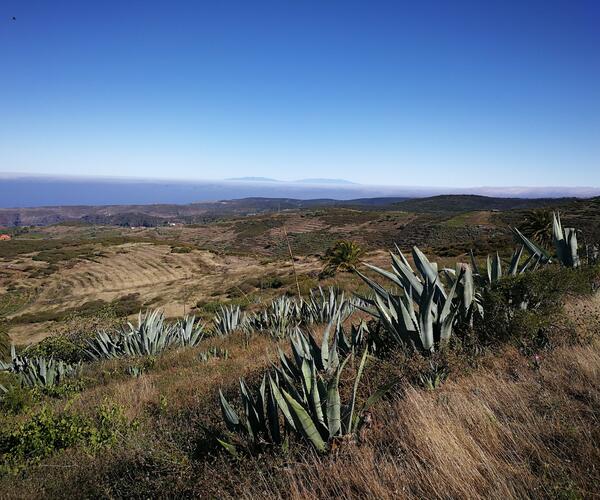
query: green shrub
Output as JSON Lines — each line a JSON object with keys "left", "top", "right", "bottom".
{"left": 0, "top": 403, "right": 132, "bottom": 475}
{"left": 31, "top": 379, "right": 87, "bottom": 399}
{"left": 170, "top": 246, "right": 192, "bottom": 254}
{"left": 25, "top": 335, "right": 86, "bottom": 364}
{"left": 0, "top": 326, "right": 9, "bottom": 361}
{"left": 479, "top": 265, "right": 599, "bottom": 348}
{"left": 0, "top": 382, "right": 33, "bottom": 415}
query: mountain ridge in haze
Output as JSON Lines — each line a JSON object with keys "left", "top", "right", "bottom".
{"left": 1, "top": 173, "right": 599, "bottom": 208}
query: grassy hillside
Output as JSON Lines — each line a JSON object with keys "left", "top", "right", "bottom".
{"left": 1, "top": 203, "right": 599, "bottom": 499}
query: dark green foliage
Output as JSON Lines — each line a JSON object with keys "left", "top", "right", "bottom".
{"left": 31, "top": 379, "right": 87, "bottom": 399}
{"left": 25, "top": 334, "right": 88, "bottom": 364}
{"left": 170, "top": 246, "right": 193, "bottom": 253}
{"left": 32, "top": 245, "right": 107, "bottom": 265}
{"left": 0, "top": 326, "right": 9, "bottom": 361}
{"left": 395, "top": 195, "right": 570, "bottom": 213}
{"left": 520, "top": 209, "right": 553, "bottom": 248}
{"left": 0, "top": 380, "right": 33, "bottom": 414}
{"left": 0, "top": 404, "right": 132, "bottom": 475}
{"left": 479, "top": 266, "right": 599, "bottom": 349}
{"left": 321, "top": 240, "right": 363, "bottom": 276}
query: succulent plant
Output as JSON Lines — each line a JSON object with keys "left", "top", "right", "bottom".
{"left": 246, "top": 296, "right": 304, "bottom": 339}
{"left": 552, "top": 212, "right": 580, "bottom": 268}
{"left": 213, "top": 305, "right": 246, "bottom": 337}
{"left": 86, "top": 310, "right": 206, "bottom": 360}
{"left": 219, "top": 347, "right": 373, "bottom": 452}
{"left": 304, "top": 286, "right": 358, "bottom": 324}
{"left": 512, "top": 212, "right": 581, "bottom": 268}
{"left": 358, "top": 246, "right": 463, "bottom": 352}
{"left": 0, "top": 345, "right": 80, "bottom": 388}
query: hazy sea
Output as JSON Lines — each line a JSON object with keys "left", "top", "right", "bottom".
{"left": 1, "top": 175, "right": 598, "bottom": 208}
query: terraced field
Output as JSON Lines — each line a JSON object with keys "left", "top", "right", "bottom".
{"left": 3, "top": 240, "right": 323, "bottom": 345}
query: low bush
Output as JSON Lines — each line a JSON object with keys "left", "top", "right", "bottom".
{"left": 479, "top": 265, "right": 600, "bottom": 349}
{"left": 0, "top": 403, "right": 132, "bottom": 475}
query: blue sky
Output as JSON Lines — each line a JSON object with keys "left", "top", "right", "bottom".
{"left": 1, "top": 0, "right": 599, "bottom": 187}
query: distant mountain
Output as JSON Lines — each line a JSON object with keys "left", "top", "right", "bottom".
{"left": 226, "top": 177, "right": 280, "bottom": 182}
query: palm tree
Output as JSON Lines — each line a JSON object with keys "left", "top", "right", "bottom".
{"left": 321, "top": 240, "right": 364, "bottom": 277}
{"left": 520, "top": 209, "right": 553, "bottom": 248}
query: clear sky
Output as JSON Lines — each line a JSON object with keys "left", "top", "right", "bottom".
{"left": 1, "top": 0, "right": 599, "bottom": 187}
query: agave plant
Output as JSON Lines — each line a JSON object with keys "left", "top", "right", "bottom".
{"left": 552, "top": 212, "right": 580, "bottom": 268}
{"left": 467, "top": 246, "right": 545, "bottom": 286}
{"left": 304, "top": 287, "right": 356, "bottom": 325}
{"left": 247, "top": 296, "right": 304, "bottom": 339}
{"left": 219, "top": 348, "right": 372, "bottom": 452}
{"left": 277, "top": 320, "right": 342, "bottom": 378}
{"left": 0, "top": 345, "right": 80, "bottom": 388}
{"left": 276, "top": 318, "right": 369, "bottom": 380}
{"left": 513, "top": 212, "right": 580, "bottom": 268}
{"left": 357, "top": 246, "right": 464, "bottom": 353}
{"left": 213, "top": 305, "right": 245, "bottom": 337}
{"left": 337, "top": 320, "right": 369, "bottom": 356}
{"left": 176, "top": 315, "right": 206, "bottom": 347}
{"left": 86, "top": 310, "right": 206, "bottom": 360}
{"left": 442, "top": 261, "right": 480, "bottom": 326}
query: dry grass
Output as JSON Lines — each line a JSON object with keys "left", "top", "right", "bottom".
{"left": 2, "top": 248, "right": 599, "bottom": 499}
{"left": 269, "top": 341, "right": 600, "bottom": 500}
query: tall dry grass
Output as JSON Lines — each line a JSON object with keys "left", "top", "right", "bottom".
{"left": 267, "top": 342, "right": 600, "bottom": 499}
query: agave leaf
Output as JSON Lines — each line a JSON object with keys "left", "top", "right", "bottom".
{"left": 326, "top": 355, "right": 350, "bottom": 438}
{"left": 512, "top": 227, "right": 550, "bottom": 262}
{"left": 418, "top": 283, "right": 435, "bottom": 351}
{"left": 309, "top": 361, "right": 325, "bottom": 426}
{"left": 508, "top": 246, "right": 524, "bottom": 276}
{"left": 219, "top": 390, "right": 241, "bottom": 432}
{"left": 344, "top": 348, "right": 369, "bottom": 434}
{"left": 269, "top": 374, "right": 296, "bottom": 430}
{"left": 412, "top": 246, "right": 441, "bottom": 292}
{"left": 266, "top": 378, "right": 281, "bottom": 444}
{"left": 217, "top": 439, "right": 239, "bottom": 458}
{"left": 469, "top": 250, "right": 481, "bottom": 277}
{"left": 389, "top": 251, "right": 424, "bottom": 298}
{"left": 282, "top": 389, "right": 327, "bottom": 452}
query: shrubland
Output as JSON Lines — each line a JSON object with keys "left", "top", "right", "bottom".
{"left": 0, "top": 211, "right": 599, "bottom": 498}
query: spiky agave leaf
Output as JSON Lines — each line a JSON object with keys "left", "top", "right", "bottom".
{"left": 219, "top": 389, "right": 242, "bottom": 433}
{"left": 0, "top": 347, "right": 80, "bottom": 388}
{"left": 325, "top": 355, "right": 350, "bottom": 438}
{"left": 552, "top": 212, "right": 580, "bottom": 268}
{"left": 512, "top": 227, "right": 552, "bottom": 263}
{"left": 343, "top": 347, "right": 369, "bottom": 434}
{"left": 282, "top": 389, "right": 327, "bottom": 452}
